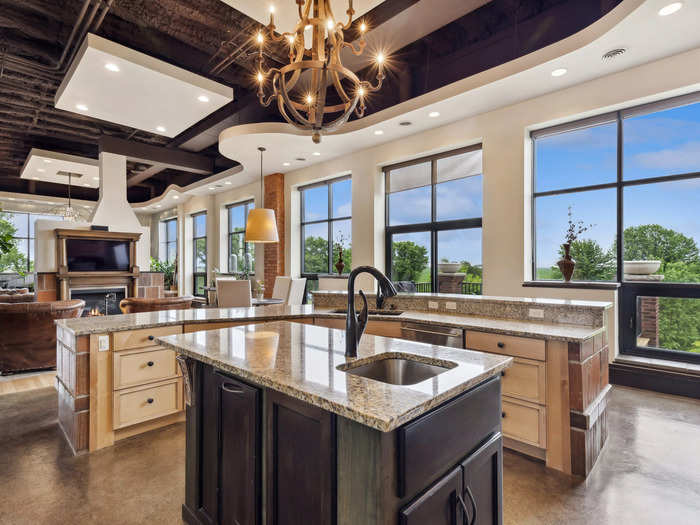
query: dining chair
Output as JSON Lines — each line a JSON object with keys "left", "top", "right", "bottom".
{"left": 286, "top": 278, "right": 307, "bottom": 306}
{"left": 216, "top": 279, "right": 252, "bottom": 307}
{"left": 318, "top": 277, "right": 349, "bottom": 291}
{"left": 271, "top": 276, "right": 292, "bottom": 301}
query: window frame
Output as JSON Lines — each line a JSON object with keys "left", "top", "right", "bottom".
{"left": 384, "top": 145, "right": 484, "bottom": 294}
{"left": 161, "top": 217, "right": 178, "bottom": 264}
{"left": 191, "top": 211, "right": 207, "bottom": 297}
{"left": 227, "top": 199, "right": 255, "bottom": 276}
{"left": 531, "top": 91, "right": 700, "bottom": 363}
{"left": 300, "top": 175, "right": 352, "bottom": 282}
{"left": 1, "top": 211, "right": 62, "bottom": 274}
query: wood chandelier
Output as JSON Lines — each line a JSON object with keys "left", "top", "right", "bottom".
{"left": 253, "top": 0, "right": 386, "bottom": 143}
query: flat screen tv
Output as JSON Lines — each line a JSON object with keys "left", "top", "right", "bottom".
{"left": 66, "top": 239, "right": 130, "bottom": 272}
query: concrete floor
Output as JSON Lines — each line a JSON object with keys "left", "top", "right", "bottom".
{"left": 0, "top": 386, "right": 698, "bottom": 525}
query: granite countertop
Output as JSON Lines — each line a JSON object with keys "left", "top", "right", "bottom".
{"left": 56, "top": 304, "right": 604, "bottom": 342}
{"left": 157, "top": 321, "right": 512, "bottom": 432}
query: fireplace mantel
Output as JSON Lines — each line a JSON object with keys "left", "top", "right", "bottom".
{"left": 55, "top": 228, "right": 142, "bottom": 301}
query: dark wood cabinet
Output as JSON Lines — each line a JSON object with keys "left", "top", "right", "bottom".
{"left": 265, "top": 390, "right": 335, "bottom": 525}
{"left": 461, "top": 433, "right": 503, "bottom": 525}
{"left": 187, "top": 364, "right": 261, "bottom": 525}
{"left": 399, "top": 467, "right": 463, "bottom": 525}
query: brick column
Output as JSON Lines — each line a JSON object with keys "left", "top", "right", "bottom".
{"left": 639, "top": 297, "right": 659, "bottom": 347}
{"left": 263, "top": 172, "right": 285, "bottom": 298}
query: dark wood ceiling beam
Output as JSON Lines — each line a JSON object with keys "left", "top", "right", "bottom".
{"left": 99, "top": 136, "right": 213, "bottom": 175}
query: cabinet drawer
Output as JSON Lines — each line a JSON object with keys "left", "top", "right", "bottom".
{"left": 465, "top": 331, "right": 545, "bottom": 361}
{"left": 113, "top": 378, "right": 183, "bottom": 429}
{"left": 397, "top": 377, "right": 501, "bottom": 498}
{"left": 501, "top": 357, "right": 546, "bottom": 404}
{"left": 113, "top": 346, "right": 179, "bottom": 390}
{"left": 113, "top": 325, "right": 182, "bottom": 351}
{"left": 501, "top": 397, "right": 546, "bottom": 449}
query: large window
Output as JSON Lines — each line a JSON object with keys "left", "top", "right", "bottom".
{"left": 228, "top": 200, "right": 255, "bottom": 276}
{"left": 159, "top": 218, "right": 177, "bottom": 264}
{"left": 0, "top": 211, "right": 62, "bottom": 274}
{"left": 300, "top": 176, "right": 352, "bottom": 297}
{"left": 532, "top": 93, "right": 700, "bottom": 362}
{"left": 192, "top": 212, "right": 207, "bottom": 297}
{"left": 385, "top": 146, "right": 483, "bottom": 294}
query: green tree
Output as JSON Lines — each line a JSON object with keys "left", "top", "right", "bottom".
{"left": 459, "top": 261, "right": 483, "bottom": 283}
{"left": 391, "top": 241, "right": 429, "bottom": 282}
{"left": 656, "top": 262, "right": 700, "bottom": 352}
{"left": 304, "top": 236, "right": 329, "bottom": 273}
{"left": 550, "top": 239, "right": 616, "bottom": 281}
{"left": 623, "top": 224, "right": 699, "bottom": 271}
{"left": 0, "top": 212, "right": 28, "bottom": 275}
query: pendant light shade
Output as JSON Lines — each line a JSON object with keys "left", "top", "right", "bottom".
{"left": 245, "top": 147, "right": 279, "bottom": 243}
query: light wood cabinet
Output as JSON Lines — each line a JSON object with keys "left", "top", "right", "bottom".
{"left": 501, "top": 396, "right": 546, "bottom": 449}
{"left": 501, "top": 357, "right": 546, "bottom": 404}
{"left": 113, "top": 325, "right": 182, "bottom": 350}
{"left": 113, "top": 346, "right": 180, "bottom": 389}
{"left": 465, "top": 331, "right": 545, "bottom": 361}
{"left": 113, "top": 377, "right": 183, "bottom": 430}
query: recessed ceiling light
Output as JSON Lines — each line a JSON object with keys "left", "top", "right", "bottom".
{"left": 283, "top": 162, "right": 291, "bottom": 166}
{"left": 105, "top": 63, "right": 120, "bottom": 72}
{"left": 173, "top": 195, "right": 179, "bottom": 199}
{"left": 658, "top": 2, "right": 683, "bottom": 16}
{"left": 83, "top": 183, "right": 90, "bottom": 187}
{"left": 374, "top": 130, "right": 384, "bottom": 135}
{"left": 92, "top": 176, "right": 99, "bottom": 181}
{"left": 225, "top": 181, "right": 232, "bottom": 185}
{"left": 428, "top": 111, "right": 440, "bottom": 118}
{"left": 37, "top": 168, "right": 45, "bottom": 173}
{"left": 209, "top": 187, "right": 216, "bottom": 190}
{"left": 155, "top": 205, "right": 162, "bottom": 208}
{"left": 8, "top": 198, "right": 15, "bottom": 201}
{"left": 197, "top": 95, "right": 210, "bottom": 103}
{"left": 312, "top": 152, "right": 321, "bottom": 156}
{"left": 43, "top": 159, "right": 51, "bottom": 163}
{"left": 83, "top": 205, "right": 91, "bottom": 209}
{"left": 76, "top": 103, "right": 88, "bottom": 111}
{"left": 156, "top": 125, "right": 166, "bottom": 133}
{"left": 33, "top": 177, "right": 39, "bottom": 180}
{"left": 551, "top": 68, "right": 568, "bottom": 77}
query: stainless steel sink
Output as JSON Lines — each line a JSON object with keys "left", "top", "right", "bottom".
{"left": 330, "top": 308, "right": 404, "bottom": 316}
{"left": 339, "top": 357, "right": 452, "bottom": 385}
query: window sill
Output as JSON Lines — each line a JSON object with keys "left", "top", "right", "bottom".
{"left": 522, "top": 281, "right": 620, "bottom": 290}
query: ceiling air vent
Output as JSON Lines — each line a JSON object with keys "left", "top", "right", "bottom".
{"left": 602, "top": 48, "right": 627, "bottom": 62}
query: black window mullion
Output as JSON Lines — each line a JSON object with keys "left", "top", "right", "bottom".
{"left": 616, "top": 111, "right": 624, "bottom": 283}
{"left": 327, "top": 183, "right": 333, "bottom": 274}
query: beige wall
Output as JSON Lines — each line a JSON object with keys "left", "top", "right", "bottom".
{"left": 281, "top": 47, "right": 700, "bottom": 357}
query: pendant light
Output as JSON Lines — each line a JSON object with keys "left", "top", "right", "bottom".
{"left": 49, "top": 172, "right": 84, "bottom": 222}
{"left": 245, "top": 147, "right": 279, "bottom": 243}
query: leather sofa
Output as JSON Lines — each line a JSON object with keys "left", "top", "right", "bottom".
{"left": 0, "top": 299, "right": 85, "bottom": 375}
{"left": 119, "top": 296, "right": 194, "bottom": 313}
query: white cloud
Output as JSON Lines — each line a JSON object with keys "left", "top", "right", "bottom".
{"left": 632, "top": 141, "right": 700, "bottom": 171}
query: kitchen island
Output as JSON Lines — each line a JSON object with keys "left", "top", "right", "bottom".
{"left": 157, "top": 321, "right": 512, "bottom": 525}
{"left": 55, "top": 293, "right": 610, "bottom": 477}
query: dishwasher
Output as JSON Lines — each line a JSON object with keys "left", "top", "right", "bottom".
{"left": 400, "top": 322, "right": 464, "bottom": 348}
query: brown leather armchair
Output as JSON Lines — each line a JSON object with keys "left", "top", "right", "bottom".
{"left": 0, "top": 299, "right": 85, "bottom": 375}
{"left": 119, "top": 296, "right": 194, "bottom": 314}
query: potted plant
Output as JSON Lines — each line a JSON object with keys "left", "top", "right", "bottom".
{"left": 150, "top": 257, "right": 176, "bottom": 290}
{"left": 438, "top": 258, "right": 461, "bottom": 274}
{"left": 334, "top": 233, "right": 348, "bottom": 275}
{"left": 253, "top": 280, "right": 265, "bottom": 300}
{"left": 558, "top": 206, "right": 594, "bottom": 282}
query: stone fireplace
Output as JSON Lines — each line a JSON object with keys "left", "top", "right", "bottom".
{"left": 70, "top": 287, "right": 127, "bottom": 316}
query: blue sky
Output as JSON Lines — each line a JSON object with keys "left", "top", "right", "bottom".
{"left": 535, "top": 102, "right": 700, "bottom": 268}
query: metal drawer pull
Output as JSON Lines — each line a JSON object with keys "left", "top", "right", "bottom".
{"left": 222, "top": 383, "right": 245, "bottom": 395}
{"left": 148, "top": 335, "right": 155, "bottom": 341}
{"left": 146, "top": 398, "right": 154, "bottom": 404}
{"left": 501, "top": 411, "right": 506, "bottom": 418}
{"left": 497, "top": 341, "right": 505, "bottom": 348}
{"left": 457, "top": 494, "right": 471, "bottom": 524}
{"left": 147, "top": 361, "right": 154, "bottom": 367}
{"left": 501, "top": 370, "right": 506, "bottom": 377}
{"left": 465, "top": 486, "right": 478, "bottom": 525}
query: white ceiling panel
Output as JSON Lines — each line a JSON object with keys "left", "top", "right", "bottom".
{"left": 221, "top": 0, "right": 383, "bottom": 30}
{"left": 55, "top": 34, "right": 234, "bottom": 138}
{"left": 20, "top": 148, "right": 99, "bottom": 188}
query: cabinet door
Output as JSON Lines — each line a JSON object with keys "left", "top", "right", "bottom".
{"left": 265, "top": 390, "right": 335, "bottom": 525}
{"left": 219, "top": 374, "right": 261, "bottom": 525}
{"left": 199, "top": 366, "right": 261, "bottom": 525}
{"left": 399, "top": 467, "right": 463, "bottom": 525}
{"left": 461, "top": 433, "right": 503, "bottom": 525}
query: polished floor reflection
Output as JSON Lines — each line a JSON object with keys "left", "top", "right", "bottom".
{"left": 0, "top": 385, "right": 698, "bottom": 524}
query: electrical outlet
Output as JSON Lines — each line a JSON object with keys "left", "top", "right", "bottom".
{"left": 529, "top": 308, "right": 545, "bottom": 319}
{"left": 445, "top": 301, "right": 457, "bottom": 310}
{"left": 428, "top": 301, "right": 439, "bottom": 310}
{"left": 98, "top": 335, "right": 110, "bottom": 352}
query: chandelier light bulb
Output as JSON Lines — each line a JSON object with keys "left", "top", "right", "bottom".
{"left": 327, "top": 19, "right": 334, "bottom": 30}
{"left": 306, "top": 94, "right": 313, "bottom": 104}
{"left": 257, "top": 71, "right": 264, "bottom": 83}
{"left": 287, "top": 34, "right": 295, "bottom": 44}
{"left": 360, "top": 21, "right": 367, "bottom": 32}
{"left": 269, "top": 5, "right": 275, "bottom": 13}
{"left": 358, "top": 87, "right": 365, "bottom": 97}
{"left": 376, "top": 52, "right": 385, "bottom": 64}
{"left": 257, "top": 32, "right": 264, "bottom": 44}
